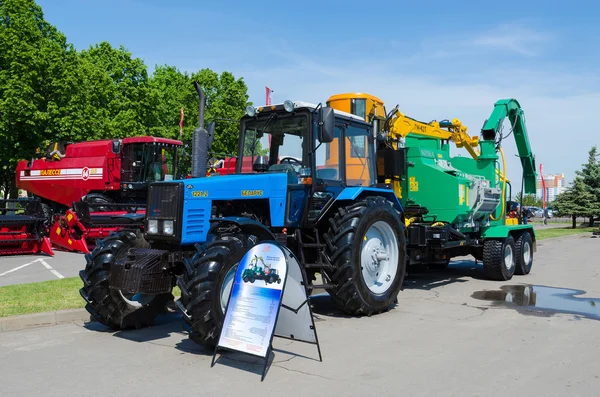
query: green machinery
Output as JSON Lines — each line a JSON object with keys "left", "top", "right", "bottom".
{"left": 327, "top": 93, "right": 537, "bottom": 280}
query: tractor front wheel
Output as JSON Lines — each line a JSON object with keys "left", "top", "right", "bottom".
{"left": 323, "top": 197, "right": 407, "bottom": 316}
{"left": 178, "top": 230, "right": 255, "bottom": 348}
{"left": 79, "top": 231, "right": 173, "bottom": 329}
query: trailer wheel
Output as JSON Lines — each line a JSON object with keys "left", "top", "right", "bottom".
{"left": 482, "top": 236, "right": 516, "bottom": 281}
{"left": 179, "top": 231, "right": 255, "bottom": 348}
{"left": 515, "top": 232, "right": 533, "bottom": 275}
{"left": 323, "top": 196, "right": 407, "bottom": 316}
{"left": 79, "top": 230, "right": 173, "bottom": 329}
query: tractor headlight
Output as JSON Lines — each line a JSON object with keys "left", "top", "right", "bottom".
{"left": 148, "top": 219, "right": 158, "bottom": 234}
{"left": 246, "top": 106, "right": 257, "bottom": 117}
{"left": 283, "top": 100, "right": 294, "bottom": 112}
{"left": 163, "top": 220, "right": 174, "bottom": 236}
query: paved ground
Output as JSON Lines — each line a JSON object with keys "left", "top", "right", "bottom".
{"left": 0, "top": 251, "right": 84, "bottom": 287}
{"left": 1, "top": 234, "right": 599, "bottom": 396}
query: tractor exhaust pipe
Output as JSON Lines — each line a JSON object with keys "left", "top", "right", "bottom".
{"left": 191, "top": 82, "right": 208, "bottom": 178}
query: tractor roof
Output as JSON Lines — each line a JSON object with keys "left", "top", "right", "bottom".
{"left": 255, "top": 101, "right": 366, "bottom": 122}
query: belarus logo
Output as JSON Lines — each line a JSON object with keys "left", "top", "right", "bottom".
{"left": 81, "top": 167, "right": 90, "bottom": 181}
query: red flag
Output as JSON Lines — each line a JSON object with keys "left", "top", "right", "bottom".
{"left": 540, "top": 164, "right": 546, "bottom": 209}
{"left": 265, "top": 86, "right": 272, "bottom": 105}
{"left": 179, "top": 108, "right": 185, "bottom": 138}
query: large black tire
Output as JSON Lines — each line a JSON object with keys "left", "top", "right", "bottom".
{"left": 515, "top": 232, "right": 533, "bottom": 275}
{"left": 482, "top": 236, "right": 516, "bottom": 281}
{"left": 79, "top": 230, "right": 173, "bottom": 329}
{"left": 323, "top": 197, "right": 406, "bottom": 316}
{"left": 85, "top": 193, "right": 113, "bottom": 212}
{"left": 40, "top": 202, "right": 53, "bottom": 232}
{"left": 178, "top": 231, "right": 255, "bottom": 347}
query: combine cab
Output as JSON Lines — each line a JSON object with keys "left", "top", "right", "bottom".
{"left": 0, "top": 198, "right": 53, "bottom": 256}
{"left": 15, "top": 136, "right": 182, "bottom": 253}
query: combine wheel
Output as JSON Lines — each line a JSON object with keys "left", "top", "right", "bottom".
{"left": 514, "top": 232, "right": 533, "bottom": 275}
{"left": 482, "top": 236, "right": 516, "bottom": 281}
{"left": 323, "top": 197, "right": 407, "bottom": 316}
{"left": 178, "top": 230, "right": 255, "bottom": 347}
{"left": 79, "top": 230, "right": 173, "bottom": 329}
{"left": 85, "top": 193, "right": 113, "bottom": 212}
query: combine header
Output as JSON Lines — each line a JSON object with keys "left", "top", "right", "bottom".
{"left": 15, "top": 136, "right": 182, "bottom": 253}
{"left": 0, "top": 198, "right": 54, "bottom": 256}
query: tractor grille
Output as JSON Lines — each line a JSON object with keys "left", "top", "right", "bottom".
{"left": 185, "top": 208, "right": 206, "bottom": 237}
{"left": 148, "top": 183, "right": 181, "bottom": 219}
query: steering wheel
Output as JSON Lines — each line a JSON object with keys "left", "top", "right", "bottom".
{"left": 279, "top": 157, "right": 302, "bottom": 166}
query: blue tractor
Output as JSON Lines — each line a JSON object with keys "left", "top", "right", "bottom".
{"left": 79, "top": 83, "right": 407, "bottom": 347}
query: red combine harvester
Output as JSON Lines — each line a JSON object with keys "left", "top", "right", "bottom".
{"left": 14, "top": 136, "right": 182, "bottom": 254}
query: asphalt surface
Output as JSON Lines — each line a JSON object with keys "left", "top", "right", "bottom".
{"left": 0, "top": 251, "right": 84, "bottom": 287}
{"left": 1, "top": 234, "right": 599, "bottom": 396}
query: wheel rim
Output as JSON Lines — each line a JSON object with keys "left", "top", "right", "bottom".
{"left": 220, "top": 264, "right": 238, "bottom": 313}
{"left": 360, "top": 220, "right": 399, "bottom": 294}
{"left": 504, "top": 244, "right": 514, "bottom": 270}
{"left": 523, "top": 241, "right": 531, "bottom": 265}
{"left": 119, "top": 291, "right": 155, "bottom": 308}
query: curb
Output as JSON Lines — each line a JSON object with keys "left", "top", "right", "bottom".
{"left": 0, "top": 308, "right": 93, "bottom": 333}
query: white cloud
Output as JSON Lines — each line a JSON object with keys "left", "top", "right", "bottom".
{"left": 468, "top": 23, "right": 552, "bottom": 56}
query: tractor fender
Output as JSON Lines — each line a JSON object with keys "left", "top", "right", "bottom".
{"left": 208, "top": 216, "right": 275, "bottom": 241}
{"left": 333, "top": 187, "right": 403, "bottom": 212}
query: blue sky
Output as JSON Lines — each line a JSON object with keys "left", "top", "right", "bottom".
{"left": 38, "top": 0, "right": 600, "bottom": 191}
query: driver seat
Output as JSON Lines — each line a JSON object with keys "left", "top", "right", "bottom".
{"left": 267, "top": 164, "right": 298, "bottom": 184}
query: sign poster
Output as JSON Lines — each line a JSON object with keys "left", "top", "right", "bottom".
{"left": 275, "top": 247, "right": 318, "bottom": 345}
{"left": 217, "top": 243, "right": 287, "bottom": 358}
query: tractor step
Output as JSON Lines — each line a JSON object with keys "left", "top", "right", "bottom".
{"left": 309, "top": 284, "right": 334, "bottom": 290}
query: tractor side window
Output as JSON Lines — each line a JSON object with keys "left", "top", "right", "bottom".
{"left": 345, "top": 125, "right": 374, "bottom": 187}
{"left": 315, "top": 126, "right": 342, "bottom": 181}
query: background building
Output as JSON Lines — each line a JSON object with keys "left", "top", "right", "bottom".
{"left": 536, "top": 173, "right": 566, "bottom": 203}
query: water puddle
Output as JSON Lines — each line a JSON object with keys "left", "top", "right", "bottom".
{"left": 471, "top": 285, "right": 600, "bottom": 320}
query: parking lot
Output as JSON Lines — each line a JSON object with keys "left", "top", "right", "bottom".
{"left": 1, "top": 234, "right": 599, "bottom": 396}
{"left": 0, "top": 251, "right": 83, "bottom": 287}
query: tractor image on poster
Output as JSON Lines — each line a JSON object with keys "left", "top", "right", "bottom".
{"left": 79, "top": 82, "right": 537, "bottom": 348}
{"left": 242, "top": 255, "right": 281, "bottom": 284}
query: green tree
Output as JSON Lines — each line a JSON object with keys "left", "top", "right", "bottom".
{"left": 148, "top": 67, "right": 251, "bottom": 176}
{"left": 553, "top": 177, "right": 600, "bottom": 228}
{"left": 0, "top": 0, "right": 80, "bottom": 198}
{"left": 575, "top": 146, "right": 600, "bottom": 225}
{"left": 74, "top": 42, "right": 151, "bottom": 139}
{"left": 515, "top": 192, "right": 542, "bottom": 207}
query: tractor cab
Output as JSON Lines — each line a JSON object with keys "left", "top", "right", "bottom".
{"left": 120, "top": 138, "right": 180, "bottom": 190}
{"left": 236, "top": 100, "right": 377, "bottom": 226}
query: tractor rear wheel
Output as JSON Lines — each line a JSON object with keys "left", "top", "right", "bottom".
{"left": 323, "top": 197, "right": 406, "bottom": 316}
{"left": 515, "top": 232, "right": 533, "bottom": 275}
{"left": 482, "top": 236, "right": 516, "bottom": 281}
{"left": 79, "top": 230, "right": 173, "bottom": 329}
{"left": 178, "top": 230, "right": 255, "bottom": 348}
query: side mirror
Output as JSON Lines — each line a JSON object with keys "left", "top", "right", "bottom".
{"left": 207, "top": 121, "right": 216, "bottom": 150}
{"left": 111, "top": 139, "right": 121, "bottom": 154}
{"left": 318, "top": 107, "right": 335, "bottom": 143}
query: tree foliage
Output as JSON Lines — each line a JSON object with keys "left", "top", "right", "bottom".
{"left": 0, "top": 0, "right": 79, "bottom": 197}
{"left": 0, "top": 0, "right": 251, "bottom": 197}
{"left": 514, "top": 192, "right": 542, "bottom": 207}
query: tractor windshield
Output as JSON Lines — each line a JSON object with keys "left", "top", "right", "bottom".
{"left": 238, "top": 112, "right": 309, "bottom": 174}
{"left": 122, "top": 143, "right": 178, "bottom": 184}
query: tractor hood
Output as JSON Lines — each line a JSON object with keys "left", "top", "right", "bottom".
{"left": 182, "top": 173, "right": 288, "bottom": 200}
{"left": 179, "top": 172, "right": 289, "bottom": 245}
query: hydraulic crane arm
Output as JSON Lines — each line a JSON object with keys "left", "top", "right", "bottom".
{"left": 480, "top": 99, "right": 537, "bottom": 194}
{"left": 385, "top": 107, "right": 481, "bottom": 160}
